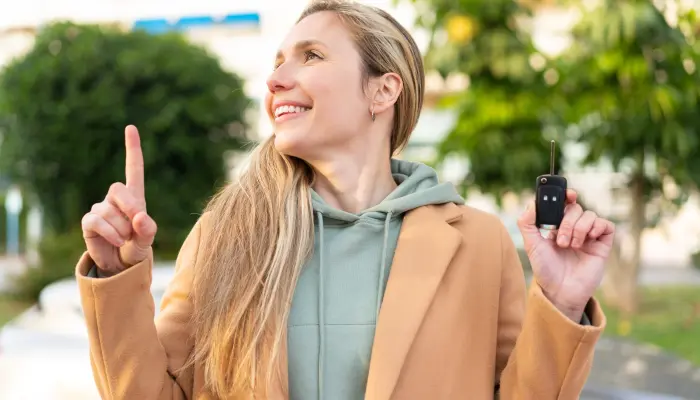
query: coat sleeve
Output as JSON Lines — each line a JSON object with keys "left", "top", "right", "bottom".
{"left": 75, "top": 215, "right": 207, "bottom": 399}
{"left": 495, "top": 223, "right": 606, "bottom": 400}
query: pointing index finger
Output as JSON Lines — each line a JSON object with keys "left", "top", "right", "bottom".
{"left": 124, "top": 125, "right": 145, "bottom": 200}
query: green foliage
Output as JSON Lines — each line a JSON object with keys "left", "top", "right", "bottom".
{"left": 411, "top": 0, "right": 700, "bottom": 217}
{"left": 692, "top": 250, "right": 700, "bottom": 271}
{"left": 551, "top": 0, "right": 700, "bottom": 217}
{"left": 7, "top": 228, "right": 85, "bottom": 302}
{"left": 0, "top": 22, "right": 252, "bottom": 254}
{"left": 410, "top": 0, "right": 700, "bottom": 312}
{"left": 0, "top": 295, "right": 31, "bottom": 327}
{"left": 408, "top": 0, "right": 561, "bottom": 200}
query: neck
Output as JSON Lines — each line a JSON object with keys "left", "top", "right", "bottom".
{"left": 310, "top": 145, "right": 397, "bottom": 214}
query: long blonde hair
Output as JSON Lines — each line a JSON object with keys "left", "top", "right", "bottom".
{"left": 189, "top": 1, "right": 425, "bottom": 397}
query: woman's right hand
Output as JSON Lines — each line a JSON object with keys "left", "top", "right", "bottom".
{"left": 81, "top": 125, "right": 158, "bottom": 276}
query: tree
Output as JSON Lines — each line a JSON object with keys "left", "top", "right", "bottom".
{"left": 0, "top": 22, "right": 251, "bottom": 257}
{"left": 410, "top": 0, "right": 700, "bottom": 314}
{"left": 550, "top": 0, "right": 700, "bottom": 313}
{"left": 407, "top": 0, "right": 564, "bottom": 201}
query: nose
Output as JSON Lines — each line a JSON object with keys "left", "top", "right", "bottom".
{"left": 266, "top": 66, "right": 295, "bottom": 93}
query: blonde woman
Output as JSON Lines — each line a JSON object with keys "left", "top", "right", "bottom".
{"left": 77, "top": 1, "right": 614, "bottom": 399}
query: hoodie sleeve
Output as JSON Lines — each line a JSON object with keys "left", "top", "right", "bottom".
{"left": 75, "top": 215, "right": 206, "bottom": 399}
{"left": 495, "top": 223, "right": 605, "bottom": 399}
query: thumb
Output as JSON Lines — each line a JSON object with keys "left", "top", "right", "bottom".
{"left": 518, "top": 199, "right": 536, "bottom": 227}
{"left": 131, "top": 211, "right": 157, "bottom": 247}
{"left": 517, "top": 199, "right": 549, "bottom": 242}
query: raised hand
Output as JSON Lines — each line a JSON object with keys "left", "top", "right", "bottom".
{"left": 517, "top": 189, "right": 615, "bottom": 321}
{"left": 81, "top": 125, "right": 158, "bottom": 276}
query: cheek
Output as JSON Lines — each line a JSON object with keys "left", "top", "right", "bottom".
{"left": 264, "top": 92, "right": 273, "bottom": 119}
{"left": 301, "top": 69, "right": 335, "bottom": 101}
{"left": 303, "top": 69, "right": 365, "bottom": 119}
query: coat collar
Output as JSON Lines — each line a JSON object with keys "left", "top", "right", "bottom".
{"left": 365, "top": 202, "right": 464, "bottom": 400}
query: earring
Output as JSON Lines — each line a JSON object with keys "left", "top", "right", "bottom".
{"left": 370, "top": 106, "right": 376, "bottom": 122}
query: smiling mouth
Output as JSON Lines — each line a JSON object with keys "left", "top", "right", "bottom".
{"left": 274, "top": 105, "right": 312, "bottom": 119}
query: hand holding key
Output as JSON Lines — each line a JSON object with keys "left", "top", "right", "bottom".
{"left": 517, "top": 140, "right": 615, "bottom": 322}
{"left": 81, "top": 125, "right": 158, "bottom": 276}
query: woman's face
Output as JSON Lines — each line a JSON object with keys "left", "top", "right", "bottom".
{"left": 265, "top": 11, "right": 373, "bottom": 161}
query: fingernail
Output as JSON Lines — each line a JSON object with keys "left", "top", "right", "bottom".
{"left": 557, "top": 235, "right": 568, "bottom": 246}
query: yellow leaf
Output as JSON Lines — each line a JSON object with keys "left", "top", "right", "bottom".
{"left": 447, "top": 15, "right": 477, "bottom": 44}
{"left": 618, "top": 319, "right": 632, "bottom": 336}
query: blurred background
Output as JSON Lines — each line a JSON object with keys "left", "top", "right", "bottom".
{"left": 0, "top": 0, "right": 698, "bottom": 399}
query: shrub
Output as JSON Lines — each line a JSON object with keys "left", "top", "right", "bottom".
{"left": 0, "top": 22, "right": 252, "bottom": 257}
{"left": 7, "top": 228, "right": 85, "bottom": 302}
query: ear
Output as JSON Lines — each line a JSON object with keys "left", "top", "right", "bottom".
{"left": 369, "top": 72, "right": 403, "bottom": 115}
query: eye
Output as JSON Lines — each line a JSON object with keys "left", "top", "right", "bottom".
{"left": 304, "top": 50, "right": 322, "bottom": 62}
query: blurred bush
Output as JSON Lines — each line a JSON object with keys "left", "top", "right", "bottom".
{"left": 7, "top": 229, "right": 85, "bottom": 302}
{"left": 692, "top": 250, "right": 700, "bottom": 271}
{"left": 0, "top": 22, "right": 252, "bottom": 263}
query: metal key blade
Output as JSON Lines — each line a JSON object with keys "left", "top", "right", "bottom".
{"left": 550, "top": 140, "right": 556, "bottom": 175}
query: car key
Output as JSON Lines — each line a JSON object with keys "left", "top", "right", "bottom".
{"left": 535, "top": 140, "right": 567, "bottom": 233}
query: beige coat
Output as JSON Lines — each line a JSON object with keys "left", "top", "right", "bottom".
{"left": 76, "top": 202, "right": 605, "bottom": 399}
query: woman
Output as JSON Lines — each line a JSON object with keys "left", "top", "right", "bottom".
{"left": 77, "top": 1, "right": 614, "bottom": 399}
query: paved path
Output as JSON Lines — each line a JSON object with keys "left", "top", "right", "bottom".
{"left": 585, "top": 337, "right": 700, "bottom": 399}
{"left": 524, "top": 267, "right": 700, "bottom": 287}
{"left": 638, "top": 267, "right": 700, "bottom": 286}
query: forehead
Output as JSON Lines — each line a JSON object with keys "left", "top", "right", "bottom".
{"left": 278, "top": 11, "right": 354, "bottom": 53}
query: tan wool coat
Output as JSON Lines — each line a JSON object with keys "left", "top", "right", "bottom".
{"left": 76, "top": 202, "right": 605, "bottom": 399}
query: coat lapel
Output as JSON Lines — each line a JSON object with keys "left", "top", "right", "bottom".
{"left": 365, "top": 203, "right": 464, "bottom": 400}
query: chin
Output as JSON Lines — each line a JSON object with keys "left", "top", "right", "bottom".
{"left": 272, "top": 132, "right": 309, "bottom": 159}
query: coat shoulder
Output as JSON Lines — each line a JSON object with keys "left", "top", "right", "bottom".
{"left": 452, "top": 204, "right": 510, "bottom": 242}
{"left": 429, "top": 202, "right": 516, "bottom": 255}
{"left": 457, "top": 204, "right": 504, "bottom": 223}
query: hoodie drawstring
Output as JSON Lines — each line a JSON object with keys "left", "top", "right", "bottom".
{"left": 316, "top": 211, "right": 325, "bottom": 400}
{"left": 316, "top": 210, "right": 393, "bottom": 399}
{"left": 375, "top": 211, "right": 393, "bottom": 319}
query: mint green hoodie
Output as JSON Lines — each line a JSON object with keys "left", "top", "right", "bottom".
{"left": 286, "top": 159, "right": 465, "bottom": 400}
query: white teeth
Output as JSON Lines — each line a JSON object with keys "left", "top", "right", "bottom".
{"left": 274, "top": 105, "right": 310, "bottom": 117}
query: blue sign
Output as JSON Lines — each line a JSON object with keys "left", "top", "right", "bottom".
{"left": 133, "top": 12, "right": 261, "bottom": 34}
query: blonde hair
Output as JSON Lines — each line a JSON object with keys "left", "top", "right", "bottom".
{"left": 189, "top": 1, "right": 425, "bottom": 397}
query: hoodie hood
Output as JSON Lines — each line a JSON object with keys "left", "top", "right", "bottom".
{"left": 310, "top": 158, "right": 465, "bottom": 222}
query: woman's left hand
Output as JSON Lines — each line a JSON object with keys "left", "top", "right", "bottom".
{"left": 517, "top": 189, "right": 616, "bottom": 322}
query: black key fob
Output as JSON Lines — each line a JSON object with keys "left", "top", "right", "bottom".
{"left": 535, "top": 140, "right": 567, "bottom": 230}
{"left": 535, "top": 174, "right": 567, "bottom": 229}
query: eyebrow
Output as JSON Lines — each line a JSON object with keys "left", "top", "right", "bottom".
{"left": 275, "top": 39, "right": 326, "bottom": 65}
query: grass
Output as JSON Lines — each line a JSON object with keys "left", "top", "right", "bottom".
{"left": 599, "top": 285, "right": 700, "bottom": 366}
{"left": 0, "top": 295, "right": 32, "bottom": 327}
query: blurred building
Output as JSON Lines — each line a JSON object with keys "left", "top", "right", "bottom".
{"left": 0, "top": 0, "right": 698, "bottom": 267}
